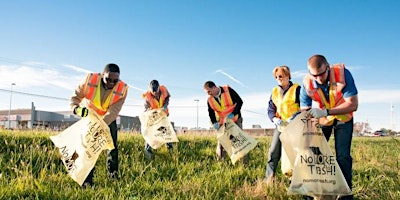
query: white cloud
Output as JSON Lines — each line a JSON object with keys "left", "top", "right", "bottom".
{"left": 215, "top": 69, "right": 247, "bottom": 88}
{"left": 358, "top": 89, "right": 400, "bottom": 103}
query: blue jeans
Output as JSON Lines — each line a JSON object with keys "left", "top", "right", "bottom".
{"left": 320, "top": 118, "right": 354, "bottom": 200}
{"left": 265, "top": 127, "right": 281, "bottom": 178}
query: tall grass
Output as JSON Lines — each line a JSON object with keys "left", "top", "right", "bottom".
{"left": 0, "top": 130, "right": 399, "bottom": 200}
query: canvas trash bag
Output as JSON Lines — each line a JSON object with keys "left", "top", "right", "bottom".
{"left": 50, "top": 109, "right": 114, "bottom": 186}
{"left": 277, "top": 122, "right": 294, "bottom": 178}
{"left": 139, "top": 109, "right": 179, "bottom": 149}
{"left": 216, "top": 119, "right": 258, "bottom": 164}
{"left": 281, "top": 112, "right": 352, "bottom": 198}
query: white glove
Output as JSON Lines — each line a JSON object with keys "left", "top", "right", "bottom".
{"left": 272, "top": 117, "right": 283, "bottom": 126}
{"left": 307, "top": 108, "right": 328, "bottom": 119}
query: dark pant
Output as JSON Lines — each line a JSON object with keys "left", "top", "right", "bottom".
{"left": 265, "top": 127, "right": 281, "bottom": 178}
{"left": 84, "top": 120, "right": 118, "bottom": 185}
{"left": 145, "top": 142, "right": 173, "bottom": 154}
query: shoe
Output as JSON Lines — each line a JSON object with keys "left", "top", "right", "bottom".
{"left": 144, "top": 150, "right": 154, "bottom": 160}
{"left": 81, "top": 181, "right": 93, "bottom": 188}
{"left": 241, "top": 155, "right": 249, "bottom": 165}
{"left": 108, "top": 171, "right": 119, "bottom": 180}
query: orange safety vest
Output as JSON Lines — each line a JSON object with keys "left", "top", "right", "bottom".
{"left": 271, "top": 84, "right": 300, "bottom": 121}
{"left": 142, "top": 85, "right": 169, "bottom": 115}
{"left": 85, "top": 73, "right": 128, "bottom": 116}
{"left": 208, "top": 85, "right": 238, "bottom": 124}
{"left": 303, "top": 64, "right": 353, "bottom": 125}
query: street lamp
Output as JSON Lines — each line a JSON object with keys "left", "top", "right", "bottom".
{"left": 194, "top": 99, "right": 199, "bottom": 129}
{"left": 8, "top": 83, "right": 16, "bottom": 129}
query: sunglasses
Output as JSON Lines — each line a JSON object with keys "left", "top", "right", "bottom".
{"left": 106, "top": 77, "right": 119, "bottom": 84}
{"left": 309, "top": 68, "right": 328, "bottom": 78}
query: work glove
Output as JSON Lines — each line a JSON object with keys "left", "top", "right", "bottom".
{"left": 307, "top": 108, "right": 328, "bottom": 119}
{"left": 213, "top": 122, "right": 220, "bottom": 130}
{"left": 227, "top": 113, "right": 234, "bottom": 119}
{"left": 272, "top": 117, "right": 283, "bottom": 126}
{"left": 74, "top": 106, "right": 88, "bottom": 117}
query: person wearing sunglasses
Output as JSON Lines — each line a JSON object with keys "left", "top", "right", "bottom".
{"left": 203, "top": 81, "right": 249, "bottom": 165}
{"left": 300, "top": 55, "right": 358, "bottom": 200}
{"left": 264, "top": 66, "right": 301, "bottom": 185}
{"left": 70, "top": 63, "right": 128, "bottom": 187}
{"left": 142, "top": 79, "right": 172, "bottom": 160}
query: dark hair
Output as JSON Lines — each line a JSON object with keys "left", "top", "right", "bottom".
{"left": 204, "top": 81, "right": 216, "bottom": 88}
{"left": 103, "top": 63, "right": 120, "bottom": 74}
{"left": 150, "top": 80, "right": 159, "bottom": 92}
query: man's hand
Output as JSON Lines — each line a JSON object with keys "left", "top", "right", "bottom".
{"left": 74, "top": 106, "right": 88, "bottom": 117}
{"left": 227, "top": 113, "right": 234, "bottom": 119}
{"left": 272, "top": 117, "right": 283, "bottom": 126}
{"left": 213, "top": 122, "right": 220, "bottom": 130}
{"left": 307, "top": 108, "right": 328, "bottom": 119}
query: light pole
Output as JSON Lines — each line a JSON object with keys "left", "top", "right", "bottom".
{"left": 8, "top": 83, "right": 16, "bottom": 129}
{"left": 194, "top": 99, "right": 199, "bottom": 129}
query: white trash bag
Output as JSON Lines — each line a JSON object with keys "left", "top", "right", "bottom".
{"left": 139, "top": 109, "right": 179, "bottom": 149}
{"left": 50, "top": 109, "right": 114, "bottom": 186}
{"left": 280, "top": 112, "right": 352, "bottom": 199}
{"left": 216, "top": 119, "right": 258, "bottom": 165}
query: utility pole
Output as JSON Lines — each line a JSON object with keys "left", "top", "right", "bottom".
{"left": 194, "top": 99, "right": 199, "bottom": 129}
{"left": 8, "top": 83, "right": 16, "bottom": 129}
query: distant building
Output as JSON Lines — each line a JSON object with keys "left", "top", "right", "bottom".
{"left": 0, "top": 102, "right": 140, "bottom": 131}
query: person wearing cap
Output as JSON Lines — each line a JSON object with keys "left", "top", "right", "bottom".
{"left": 264, "top": 65, "right": 301, "bottom": 185}
{"left": 203, "top": 81, "right": 249, "bottom": 164}
{"left": 142, "top": 80, "right": 172, "bottom": 160}
{"left": 70, "top": 63, "right": 128, "bottom": 187}
{"left": 300, "top": 55, "right": 358, "bottom": 200}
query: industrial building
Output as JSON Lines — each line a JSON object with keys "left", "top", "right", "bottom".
{"left": 0, "top": 102, "right": 140, "bottom": 131}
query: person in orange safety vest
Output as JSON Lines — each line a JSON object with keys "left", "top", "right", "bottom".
{"left": 142, "top": 80, "right": 172, "bottom": 160}
{"left": 300, "top": 55, "right": 358, "bottom": 200}
{"left": 203, "top": 81, "right": 248, "bottom": 165}
{"left": 70, "top": 63, "right": 128, "bottom": 187}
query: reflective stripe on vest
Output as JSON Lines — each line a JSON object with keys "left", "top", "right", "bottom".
{"left": 85, "top": 73, "right": 127, "bottom": 116}
{"left": 304, "top": 64, "right": 352, "bottom": 125}
{"left": 143, "top": 85, "right": 169, "bottom": 115}
{"left": 271, "top": 84, "right": 300, "bottom": 121}
{"left": 208, "top": 85, "right": 238, "bottom": 124}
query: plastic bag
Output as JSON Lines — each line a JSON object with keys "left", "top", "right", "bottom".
{"left": 280, "top": 112, "right": 352, "bottom": 198}
{"left": 216, "top": 119, "right": 258, "bottom": 164}
{"left": 139, "top": 109, "right": 179, "bottom": 149}
{"left": 50, "top": 109, "right": 114, "bottom": 186}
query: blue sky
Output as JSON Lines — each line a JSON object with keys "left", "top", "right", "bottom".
{"left": 1, "top": 1, "right": 399, "bottom": 131}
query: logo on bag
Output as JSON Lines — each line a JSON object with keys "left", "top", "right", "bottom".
{"left": 300, "top": 146, "right": 336, "bottom": 176}
{"left": 59, "top": 146, "right": 78, "bottom": 173}
{"left": 302, "top": 118, "right": 323, "bottom": 136}
{"left": 147, "top": 110, "right": 164, "bottom": 127}
{"left": 155, "top": 126, "right": 172, "bottom": 139}
{"left": 83, "top": 121, "right": 110, "bottom": 158}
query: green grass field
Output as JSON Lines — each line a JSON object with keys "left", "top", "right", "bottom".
{"left": 0, "top": 130, "right": 399, "bottom": 200}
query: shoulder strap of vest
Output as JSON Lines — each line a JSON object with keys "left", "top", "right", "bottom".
{"left": 86, "top": 73, "right": 101, "bottom": 100}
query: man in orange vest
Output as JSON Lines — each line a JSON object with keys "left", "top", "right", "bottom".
{"left": 142, "top": 80, "right": 172, "bottom": 160}
{"left": 203, "top": 81, "right": 248, "bottom": 164}
{"left": 300, "top": 55, "right": 358, "bottom": 200}
{"left": 70, "top": 63, "right": 128, "bottom": 187}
